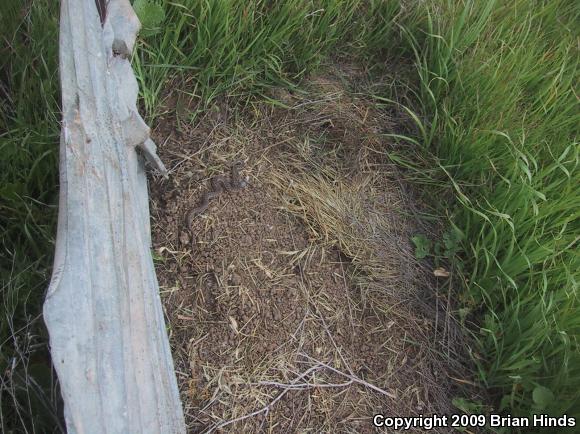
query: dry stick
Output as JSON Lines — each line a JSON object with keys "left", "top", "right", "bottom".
{"left": 300, "top": 353, "right": 397, "bottom": 400}
{"left": 191, "top": 370, "right": 226, "bottom": 424}
{"left": 338, "top": 256, "right": 357, "bottom": 344}
{"left": 253, "top": 378, "right": 354, "bottom": 390}
{"left": 204, "top": 353, "right": 396, "bottom": 433}
{"left": 445, "top": 275, "right": 453, "bottom": 359}
{"left": 314, "top": 309, "right": 355, "bottom": 376}
{"left": 202, "top": 364, "right": 323, "bottom": 434}
{"left": 291, "top": 92, "right": 343, "bottom": 110}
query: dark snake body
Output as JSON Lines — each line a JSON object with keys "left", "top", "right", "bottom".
{"left": 186, "top": 161, "right": 246, "bottom": 229}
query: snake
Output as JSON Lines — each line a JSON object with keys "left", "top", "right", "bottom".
{"left": 186, "top": 161, "right": 246, "bottom": 229}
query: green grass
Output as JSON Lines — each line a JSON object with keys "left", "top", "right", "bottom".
{"left": 384, "top": 0, "right": 579, "bottom": 420}
{"left": 1, "top": 0, "right": 578, "bottom": 432}
{"left": 1, "top": 1, "right": 62, "bottom": 432}
{"left": 133, "top": 0, "right": 387, "bottom": 119}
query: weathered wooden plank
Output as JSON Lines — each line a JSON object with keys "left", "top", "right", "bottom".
{"left": 44, "top": 1, "right": 185, "bottom": 432}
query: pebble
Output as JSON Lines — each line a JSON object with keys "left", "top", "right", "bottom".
{"left": 179, "top": 231, "right": 190, "bottom": 245}
{"left": 229, "top": 273, "right": 241, "bottom": 286}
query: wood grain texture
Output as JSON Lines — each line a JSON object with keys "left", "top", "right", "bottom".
{"left": 44, "top": 1, "right": 184, "bottom": 432}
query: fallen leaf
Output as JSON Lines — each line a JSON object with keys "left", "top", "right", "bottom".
{"left": 433, "top": 267, "right": 450, "bottom": 277}
{"left": 229, "top": 315, "right": 239, "bottom": 334}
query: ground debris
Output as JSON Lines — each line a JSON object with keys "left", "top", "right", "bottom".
{"left": 150, "top": 65, "right": 475, "bottom": 433}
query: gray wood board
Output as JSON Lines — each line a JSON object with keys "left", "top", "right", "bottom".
{"left": 44, "top": 1, "right": 185, "bottom": 432}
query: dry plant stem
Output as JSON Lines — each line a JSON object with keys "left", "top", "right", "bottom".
{"left": 253, "top": 378, "right": 354, "bottom": 390}
{"left": 314, "top": 308, "right": 355, "bottom": 376}
{"left": 205, "top": 354, "right": 395, "bottom": 433}
{"left": 203, "top": 364, "right": 324, "bottom": 434}
{"left": 300, "top": 353, "right": 397, "bottom": 399}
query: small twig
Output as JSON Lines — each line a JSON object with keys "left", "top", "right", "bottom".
{"left": 203, "top": 364, "right": 323, "bottom": 433}
{"left": 251, "top": 378, "right": 354, "bottom": 390}
{"left": 203, "top": 352, "right": 396, "bottom": 433}
{"left": 314, "top": 309, "right": 354, "bottom": 376}
{"left": 300, "top": 353, "right": 397, "bottom": 399}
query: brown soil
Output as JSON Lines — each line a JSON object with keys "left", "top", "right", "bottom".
{"left": 149, "top": 65, "right": 473, "bottom": 433}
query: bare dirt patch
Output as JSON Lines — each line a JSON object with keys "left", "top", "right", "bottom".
{"left": 149, "top": 66, "right": 473, "bottom": 433}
